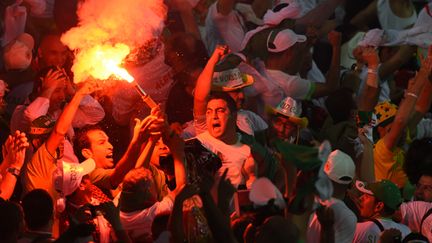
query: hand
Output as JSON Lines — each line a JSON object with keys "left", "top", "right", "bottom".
{"left": 40, "top": 69, "right": 67, "bottom": 97}
{"left": 75, "top": 80, "right": 102, "bottom": 96}
{"left": 131, "top": 115, "right": 165, "bottom": 144}
{"left": 358, "top": 128, "right": 372, "bottom": 147}
{"left": 361, "top": 47, "right": 379, "bottom": 68}
{"left": 2, "top": 130, "right": 29, "bottom": 169}
{"left": 218, "top": 168, "right": 236, "bottom": 201}
{"left": 211, "top": 45, "right": 229, "bottom": 63}
{"left": 327, "top": 30, "right": 341, "bottom": 48}
{"left": 419, "top": 46, "right": 432, "bottom": 77}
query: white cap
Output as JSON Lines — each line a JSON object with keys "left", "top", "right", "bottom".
{"left": 323, "top": 150, "right": 355, "bottom": 184}
{"left": 358, "top": 28, "right": 385, "bottom": 47}
{"left": 263, "top": 1, "right": 302, "bottom": 25}
{"left": 53, "top": 158, "right": 96, "bottom": 196}
{"left": 267, "top": 29, "right": 306, "bottom": 53}
{"left": 249, "top": 177, "right": 286, "bottom": 209}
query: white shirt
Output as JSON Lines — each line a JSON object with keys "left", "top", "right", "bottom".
{"left": 353, "top": 218, "right": 411, "bottom": 243}
{"left": 307, "top": 198, "right": 357, "bottom": 243}
{"left": 196, "top": 131, "right": 253, "bottom": 188}
{"left": 205, "top": 2, "right": 246, "bottom": 54}
{"left": 377, "top": 0, "right": 417, "bottom": 30}
{"left": 265, "top": 69, "right": 314, "bottom": 106}
{"left": 400, "top": 201, "right": 432, "bottom": 242}
{"left": 120, "top": 195, "right": 174, "bottom": 242}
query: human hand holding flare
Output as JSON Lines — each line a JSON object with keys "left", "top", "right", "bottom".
{"left": 108, "top": 63, "right": 158, "bottom": 109}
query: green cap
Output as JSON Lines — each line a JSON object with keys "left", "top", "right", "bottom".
{"left": 356, "top": 180, "right": 402, "bottom": 210}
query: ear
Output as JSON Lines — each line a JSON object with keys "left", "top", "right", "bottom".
{"left": 81, "top": 148, "right": 93, "bottom": 159}
{"left": 375, "top": 201, "right": 385, "bottom": 213}
{"left": 78, "top": 181, "right": 86, "bottom": 191}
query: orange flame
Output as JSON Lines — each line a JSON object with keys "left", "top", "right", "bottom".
{"left": 71, "top": 43, "right": 134, "bottom": 83}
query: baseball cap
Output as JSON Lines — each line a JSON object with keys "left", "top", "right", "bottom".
{"left": 356, "top": 180, "right": 403, "bottom": 210}
{"left": 324, "top": 150, "right": 356, "bottom": 184}
{"left": 267, "top": 28, "right": 306, "bottom": 53}
{"left": 53, "top": 158, "right": 96, "bottom": 197}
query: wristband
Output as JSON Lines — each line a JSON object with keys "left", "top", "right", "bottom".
{"left": 406, "top": 92, "right": 418, "bottom": 99}
{"left": 6, "top": 167, "right": 20, "bottom": 178}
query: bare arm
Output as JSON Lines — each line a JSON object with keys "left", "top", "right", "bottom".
{"left": 0, "top": 131, "right": 28, "bottom": 200}
{"left": 357, "top": 47, "right": 380, "bottom": 111}
{"left": 296, "top": 0, "right": 345, "bottom": 29}
{"left": 45, "top": 82, "right": 98, "bottom": 155}
{"left": 313, "top": 31, "right": 341, "bottom": 98}
{"left": 379, "top": 45, "right": 416, "bottom": 81}
{"left": 350, "top": 0, "right": 378, "bottom": 31}
{"left": 383, "top": 55, "right": 431, "bottom": 150}
{"left": 110, "top": 108, "right": 165, "bottom": 187}
{"left": 194, "top": 45, "right": 227, "bottom": 117}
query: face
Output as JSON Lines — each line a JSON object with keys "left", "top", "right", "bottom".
{"left": 228, "top": 90, "right": 245, "bottom": 109}
{"left": 206, "top": 99, "right": 235, "bottom": 139}
{"left": 415, "top": 175, "right": 432, "bottom": 202}
{"left": 284, "top": 42, "right": 308, "bottom": 72}
{"left": 358, "top": 193, "right": 380, "bottom": 219}
{"left": 39, "top": 36, "right": 69, "bottom": 67}
{"left": 271, "top": 115, "right": 298, "bottom": 141}
{"left": 150, "top": 138, "right": 170, "bottom": 167}
{"left": 86, "top": 130, "right": 114, "bottom": 169}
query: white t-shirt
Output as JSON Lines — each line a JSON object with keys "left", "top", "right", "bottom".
{"left": 196, "top": 131, "right": 252, "bottom": 188}
{"left": 205, "top": 2, "right": 246, "bottom": 54}
{"left": 307, "top": 60, "right": 327, "bottom": 109}
{"left": 377, "top": 0, "right": 417, "bottom": 30}
{"left": 120, "top": 195, "right": 174, "bottom": 242}
{"left": 400, "top": 201, "right": 432, "bottom": 242}
{"left": 307, "top": 198, "right": 357, "bottom": 243}
{"left": 353, "top": 218, "right": 411, "bottom": 243}
{"left": 265, "top": 69, "right": 314, "bottom": 106}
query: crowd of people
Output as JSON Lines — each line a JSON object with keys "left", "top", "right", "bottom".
{"left": 0, "top": 0, "right": 432, "bottom": 242}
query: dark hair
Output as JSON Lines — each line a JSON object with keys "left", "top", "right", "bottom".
{"left": 208, "top": 91, "right": 238, "bottom": 115}
{"left": 404, "top": 138, "right": 432, "bottom": 184}
{"left": 325, "top": 88, "right": 357, "bottom": 124}
{"left": 73, "top": 125, "right": 103, "bottom": 162}
{"left": 0, "top": 200, "right": 23, "bottom": 241}
{"left": 21, "top": 189, "right": 53, "bottom": 230}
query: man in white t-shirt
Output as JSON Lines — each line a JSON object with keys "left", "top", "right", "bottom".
{"left": 263, "top": 28, "right": 340, "bottom": 107}
{"left": 307, "top": 150, "right": 357, "bottom": 243}
{"left": 353, "top": 180, "right": 411, "bottom": 242}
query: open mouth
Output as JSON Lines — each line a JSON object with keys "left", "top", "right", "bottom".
{"left": 106, "top": 153, "right": 113, "bottom": 160}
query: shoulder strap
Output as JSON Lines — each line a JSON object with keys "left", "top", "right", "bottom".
{"left": 370, "top": 218, "right": 385, "bottom": 232}
{"left": 420, "top": 207, "right": 432, "bottom": 234}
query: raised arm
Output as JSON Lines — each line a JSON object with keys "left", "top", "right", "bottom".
{"left": 357, "top": 47, "right": 380, "bottom": 111}
{"left": 0, "top": 131, "right": 28, "bottom": 200}
{"left": 313, "top": 31, "right": 341, "bottom": 98}
{"left": 45, "top": 81, "right": 99, "bottom": 155}
{"left": 109, "top": 107, "right": 165, "bottom": 187}
{"left": 296, "top": 0, "right": 345, "bottom": 30}
{"left": 350, "top": 0, "right": 378, "bottom": 31}
{"left": 383, "top": 53, "right": 431, "bottom": 150}
{"left": 194, "top": 45, "right": 227, "bottom": 117}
